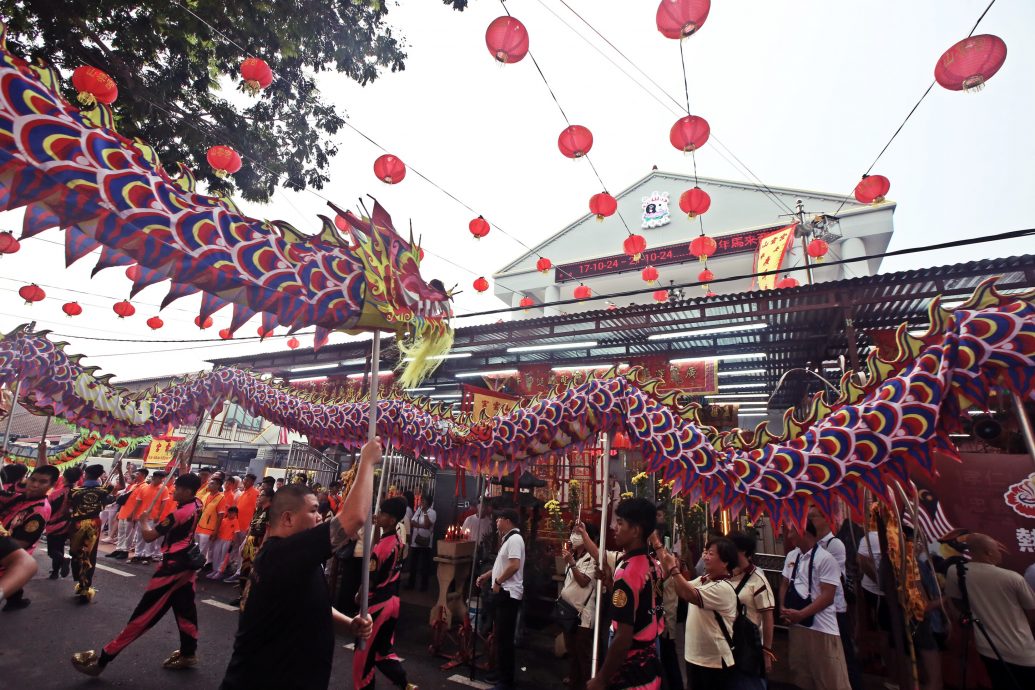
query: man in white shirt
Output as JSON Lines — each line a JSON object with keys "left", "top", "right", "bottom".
{"left": 462, "top": 499, "right": 493, "bottom": 549}
{"left": 780, "top": 521, "right": 849, "bottom": 690}
{"left": 809, "top": 507, "right": 863, "bottom": 690}
{"left": 406, "top": 493, "right": 436, "bottom": 591}
{"left": 476, "top": 508, "right": 525, "bottom": 690}
{"left": 945, "top": 533, "right": 1035, "bottom": 688}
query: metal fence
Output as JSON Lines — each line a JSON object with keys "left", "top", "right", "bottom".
{"left": 284, "top": 441, "right": 340, "bottom": 487}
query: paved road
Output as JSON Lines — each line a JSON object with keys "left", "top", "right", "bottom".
{"left": 0, "top": 543, "right": 566, "bottom": 689}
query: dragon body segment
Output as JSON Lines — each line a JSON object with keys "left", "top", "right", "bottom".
{"left": 1, "top": 281, "right": 1031, "bottom": 526}
{"left": 0, "top": 27, "right": 451, "bottom": 381}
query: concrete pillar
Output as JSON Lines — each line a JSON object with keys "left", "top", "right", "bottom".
{"left": 839, "top": 237, "right": 867, "bottom": 279}
{"left": 544, "top": 284, "right": 561, "bottom": 317}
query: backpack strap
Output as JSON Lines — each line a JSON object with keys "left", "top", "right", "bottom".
{"left": 713, "top": 581, "right": 737, "bottom": 652}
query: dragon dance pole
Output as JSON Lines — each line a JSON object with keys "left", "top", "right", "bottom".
{"left": 590, "top": 432, "right": 612, "bottom": 677}
{"left": 1012, "top": 392, "right": 1035, "bottom": 469}
{"left": 358, "top": 329, "right": 383, "bottom": 649}
{"left": 142, "top": 413, "right": 206, "bottom": 516}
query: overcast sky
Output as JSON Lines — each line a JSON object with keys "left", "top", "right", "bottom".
{"left": 0, "top": 0, "right": 1030, "bottom": 382}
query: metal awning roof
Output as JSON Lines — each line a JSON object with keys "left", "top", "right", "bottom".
{"left": 209, "top": 254, "right": 1035, "bottom": 411}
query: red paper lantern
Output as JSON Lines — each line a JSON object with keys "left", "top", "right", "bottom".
{"left": 469, "top": 216, "right": 490, "bottom": 239}
{"left": 0, "top": 231, "right": 21, "bottom": 256}
{"left": 589, "top": 192, "right": 617, "bottom": 221}
{"left": 485, "top": 16, "right": 529, "bottom": 64}
{"left": 125, "top": 265, "right": 140, "bottom": 282}
{"left": 146, "top": 316, "right": 164, "bottom": 330}
{"left": 612, "top": 430, "right": 633, "bottom": 449}
{"left": 194, "top": 315, "right": 213, "bottom": 330}
{"left": 473, "top": 277, "right": 490, "bottom": 293}
{"left": 219, "top": 328, "right": 233, "bottom": 340}
{"left": 656, "top": 0, "right": 711, "bottom": 40}
{"left": 62, "top": 302, "right": 83, "bottom": 317}
{"left": 240, "top": 57, "right": 274, "bottom": 95}
{"left": 697, "top": 268, "right": 714, "bottom": 290}
{"left": 679, "top": 187, "right": 711, "bottom": 218}
{"left": 934, "top": 35, "right": 1007, "bottom": 92}
{"left": 112, "top": 300, "right": 135, "bottom": 319}
{"left": 557, "top": 125, "right": 593, "bottom": 159}
{"left": 72, "top": 66, "right": 118, "bottom": 106}
{"left": 776, "top": 276, "right": 799, "bottom": 289}
{"left": 257, "top": 326, "right": 271, "bottom": 338}
{"left": 641, "top": 265, "right": 660, "bottom": 284}
{"left": 807, "top": 238, "right": 829, "bottom": 261}
{"left": 18, "top": 283, "right": 45, "bottom": 304}
{"left": 689, "top": 234, "right": 717, "bottom": 262}
{"left": 287, "top": 336, "right": 300, "bottom": 349}
{"left": 207, "top": 145, "right": 242, "bottom": 177}
{"left": 373, "top": 154, "right": 406, "bottom": 184}
{"left": 623, "top": 234, "right": 647, "bottom": 261}
{"left": 573, "top": 284, "right": 592, "bottom": 300}
{"left": 519, "top": 296, "right": 534, "bottom": 309}
{"left": 653, "top": 289, "right": 670, "bottom": 303}
{"left": 536, "top": 257, "right": 552, "bottom": 274}
{"left": 669, "top": 115, "right": 710, "bottom": 152}
{"left": 705, "top": 290, "right": 718, "bottom": 298}
{"left": 854, "top": 174, "right": 890, "bottom": 204}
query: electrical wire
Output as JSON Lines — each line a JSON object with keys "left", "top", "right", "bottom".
{"left": 832, "top": 0, "right": 998, "bottom": 215}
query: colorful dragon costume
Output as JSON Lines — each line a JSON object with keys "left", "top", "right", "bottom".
{"left": 2, "top": 430, "right": 149, "bottom": 472}
{"left": 0, "top": 280, "right": 1032, "bottom": 525}
{"left": 0, "top": 26, "right": 452, "bottom": 386}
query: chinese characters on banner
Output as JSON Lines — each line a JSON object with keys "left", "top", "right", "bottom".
{"left": 460, "top": 383, "right": 519, "bottom": 421}
{"left": 753, "top": 223, "right": 797, "bottom": 291}
{"left": 637, "top": 355, "right": 719, "bottom": 395}
{"left": 143, "top": 436, "right": 184, "bottom": 469}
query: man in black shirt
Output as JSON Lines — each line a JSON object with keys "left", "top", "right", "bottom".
{"left": 219, "top": 438, "right": 380, "bottom": 690}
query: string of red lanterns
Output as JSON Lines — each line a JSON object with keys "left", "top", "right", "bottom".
{"left": 0, "top": 231, "right": 21, "bottom": 256}
{"left": 653, "top": 289, "right": 669, "bottom": 303}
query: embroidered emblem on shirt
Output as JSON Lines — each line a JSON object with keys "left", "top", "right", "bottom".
{"left": 612, "top": 589, "right": 628, "bottom": 608}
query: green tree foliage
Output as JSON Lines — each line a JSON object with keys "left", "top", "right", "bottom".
{"left": 0, "top": 0, "right": 406, "bottom": 202}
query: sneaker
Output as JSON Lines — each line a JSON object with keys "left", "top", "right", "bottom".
{"left": 2, "top": 597, "right": 30, "bottom": 612}
{"left": 162, "top": 650, "right": 198, "bottom": 670}
{"left": 60, "top": 556, "right": 71, "bottom": 578}
{"left": 104, "top": 550, "right": 121, "bottom": 559}
{"left": 48, "top": 570, "right": 60, "bottom": 580}
{"left": 129, "top": 556, "right": 146, "bottom": 564}
{"left": 222, "top": 574, "right": 240, "bottom": 584}
{"left": 71, "top": 650, "right": 104, "bottom": 677}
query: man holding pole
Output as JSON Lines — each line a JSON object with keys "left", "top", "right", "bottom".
{"left": 475, "top": 508, "right": 526, "bottom": 690}
{"left": 71, "top": 463, "right": 204, "bottom": 676}
{"left": 218, "top": 437, "right": 381, "bottom": 689}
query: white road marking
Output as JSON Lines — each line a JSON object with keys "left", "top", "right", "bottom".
{"left": 341, "top": 643, "right": 403, "bottom": 661}
{"left": 201, "top": 598, "right": 239, "bottom": 612}
{"left": 447, "top": 674, "right": 491, "bottom": 689}
{"left": 95, "top": 563, "right": 134, "bottom": 577}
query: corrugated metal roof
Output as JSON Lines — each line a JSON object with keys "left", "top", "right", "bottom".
{"left": 210, "top": 254, "right": 1035, "bottom": 410}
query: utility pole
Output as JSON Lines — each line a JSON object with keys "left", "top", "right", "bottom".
{"left": 794, "top": 199, "right": 816, "bottom": 285}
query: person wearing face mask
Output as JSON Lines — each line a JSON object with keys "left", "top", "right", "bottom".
{"left": 560, "top": 522, "right": 599, "bottom": 689}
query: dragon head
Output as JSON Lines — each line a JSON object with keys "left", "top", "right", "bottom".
{"left": 334, "top": 199, "right": 453, "bottom": 387}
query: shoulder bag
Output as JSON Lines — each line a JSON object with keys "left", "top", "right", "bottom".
{"left": 782, "top": 546, "right": 817, "bottom": 627}
{"left": 554, "top": 558, "right": 595, "bottom": 633}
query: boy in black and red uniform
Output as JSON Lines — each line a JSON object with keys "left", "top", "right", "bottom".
{"left": 587, "top": 497, "right": 661, "bottom": 690}
{"left": 68, "top": 463, "right": 115, "bottom": 602}
{"left": 353, "top": 496, "right": 416, "bottom": 690}
{"left": 0, "top": 464, "right": 58, "bottom": 611}
{"left": 71, "top": 471, "right": 203, "bottom": 676}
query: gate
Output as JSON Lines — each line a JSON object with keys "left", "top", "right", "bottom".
{"left": 381, "top": 452, "right": 436, "bottom": 499}
{"left": 284, "top": 442, "right": 339, "bottom": 488}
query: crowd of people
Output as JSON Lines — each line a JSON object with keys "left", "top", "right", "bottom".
{"left": 2, "top": 443, "right": 1035, "bottom": 690}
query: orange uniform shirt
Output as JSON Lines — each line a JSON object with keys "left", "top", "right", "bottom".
{"left": 116, "top": 483, "right": 142, "bottom": 521}
{"left": 196, "top": 491, "right": 226, "bottom": 536}
{"left": 217, "top": 515, "right": 239, "bottom": 541}
{"left": 130, "top": 483, "right": 160, "bottom": 520}
{"left": 236, "top": 486, "right": 259, "bottom": 533}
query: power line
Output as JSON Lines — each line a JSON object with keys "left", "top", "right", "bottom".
{"left": 832, "top": 0, "right": 998, "bottom": 215}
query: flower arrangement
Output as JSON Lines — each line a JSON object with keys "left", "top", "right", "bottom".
{"left": 631, "top": 471, "right": 649, "bottom": 499}
{"left": 544, "top": 498, "right": 565, "bottom": 534}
